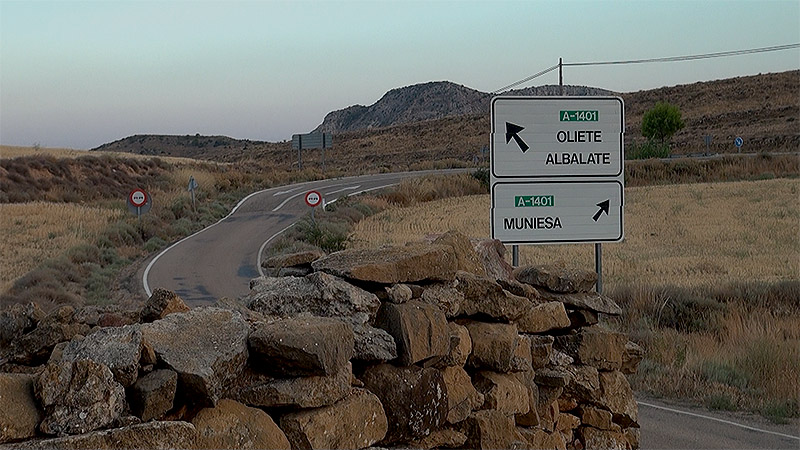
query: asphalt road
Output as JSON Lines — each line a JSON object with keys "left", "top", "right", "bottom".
{"left": 141, "top": 168, "right": 800, "bottom": 448}
{"left": 141, "top": 169, "right": 468, "bottom": 305}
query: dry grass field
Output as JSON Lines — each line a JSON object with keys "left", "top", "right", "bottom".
{"left": 0, "top": 202, "right": 123, "bottom": 293}
{"left": 350, "top": 178, "right": 799, "bottom": 286}
{"left": 349, "top": 177, "right": 800, "bottom": 419}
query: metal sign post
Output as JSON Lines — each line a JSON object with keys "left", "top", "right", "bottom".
{"left": 188, "top": 176, "right": 199, "bottom": 211}
{"left": 292, "top": 132, "right": 333, "bottom": 171}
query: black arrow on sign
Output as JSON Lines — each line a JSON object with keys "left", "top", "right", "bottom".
{"left": 505, "top": 122, "right": 529, "bottom": 153}
{"left": 592, "top": 199, "right": 610, "bottom": 222}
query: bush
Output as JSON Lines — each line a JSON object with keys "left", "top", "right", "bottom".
{"left": 626, "top": 141, "right": 672, "bottom": 160}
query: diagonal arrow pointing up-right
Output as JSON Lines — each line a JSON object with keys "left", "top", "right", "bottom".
{"left": 593, "top": 199, "right": 610, "bottom": 222}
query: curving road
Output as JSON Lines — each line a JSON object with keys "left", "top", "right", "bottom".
{"left": 141, "top": 169, "right": 469, "bottom": 305}
{"left": 140, "top": 167, "right": 800, "bottom": 448}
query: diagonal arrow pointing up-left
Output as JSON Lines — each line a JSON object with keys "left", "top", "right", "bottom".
{"left": 505, "top": 122, "right": 529, "bottom": 153}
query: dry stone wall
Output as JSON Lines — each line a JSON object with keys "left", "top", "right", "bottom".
{"left": 0, "top": 231, "right": 642, "bottom": 449}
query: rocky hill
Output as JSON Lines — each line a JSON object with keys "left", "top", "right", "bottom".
{"left": 314, "top": 81, "right": 613, "bottom": 133}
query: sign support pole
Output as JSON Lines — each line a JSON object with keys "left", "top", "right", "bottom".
{"left": 512, "top": 246, "right": 519, "bottom": 267}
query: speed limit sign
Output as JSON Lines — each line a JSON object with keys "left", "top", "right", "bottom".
{"left": 305, "top": 190, "right": 322, "bottom": 207}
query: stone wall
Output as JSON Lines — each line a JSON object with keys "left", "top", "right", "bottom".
{"left": 0, "top": 231, "right": 642, "bottom": 450}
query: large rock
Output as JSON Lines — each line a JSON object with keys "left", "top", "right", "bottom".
{"left": 0, "top": 373, "right": 41, "bottom": 443}
{"left": 514, "top": 301, "right": 571, "bottom": 334}
{"left": 249, "top": 316, "right": 353, "bottom": 377}
{"left": 0, "top": 421, "right": 196, "bottom": 450}
{"left": 420, "top": 282, "right": 464, "bottom": 317}
{"left": 518, "top": 427, "right": 567, "bottom": 450}
{"left": 35, "top": 359, "right": 126, "bottom": 436}
{"left": 472, "top": 239, "right": 513, "bottom": 282}
{"left": 622, "top": 340, "right": 644, "bottom": 374}
{"left": 529, "top": 335, "right": 554, "bottom": 369}
{"left": 311, "top": 244, "right": 457, "bottom": 283}
{"left": 513, "top": 265, "right": 597, "bottom": 293}
{"left": 464, "top": 321, "right": 519, "bottom": 373}
{"left": 262, "top": 250, "right": 325, "bottom": 269}
{"left": 579, "top": 405, "right": 621, "bottom": 432}
{"left": 244, "top": 272, "right": 380, "bottom": 325}
{"left": 538, "top": 290, "right": 623, "bottom": 316}
{"left": 432, "top": 230, "right": 487, "bottom": 276}
{"left": 459, "top": 410, "right": 527, "bottom": 450}
{"left": 407, "top": 429, "right": 468, "bottom": 449}
{"left": 455, "top": 271, "right": 531, "bottom": 321}
{"left": 129, "top": 369, "right": 177, "bottom": 421}
{"left": 361, "top": 364, "right": 447, "bottom": 444}
{"left": 352, "top": 324, "right": 397, "bottom": 361}
{"left": 140, "top": 307, "right": 249, "bottom": 406}
{"left": 513, "top": 370, "right": 540, "bottom": 427}
{"left": 564, "top": 364, "right": 600, "bottom": 402}
{"left": 596, "top": 370, "right": 639, "bottom": 427}
{"left": 536, "top": 385, "right": 563, "bottom": 433}
{"left": 473, "top": 371, "right": 529, "bottom": 415}
{"left": 555, "top": 327, "right": 627, "bottom": 371}
{"left": 439, "top": 366, "right": 484, "bottom": 424}
{"left": 280, "top": 388, "right": 387, "bottom": 450}
{"left": 59, "top": 325, "right": 143, "bottom": 387}
{"left": 139, "top": 288, "right": 189, "bottom": 323}
{"left": 578, "top": 426, "right": 632, "bottom": 450}
{"left": 4, "top": 306, "right": 89, "bottom": 366}
{"left": 375, "top": 300, "right": 449, "bottom": 366}
{"left": 0, "top": 302, "right": 44, "bottom": 347}
{"left": 192, "top": 399, "right": 290, "bottom": 449}
{"left": 230, "top": 363, "right": 352, "bottom": 409}
{"left": 434, "top": 322, "right": 472, "bottom": 368}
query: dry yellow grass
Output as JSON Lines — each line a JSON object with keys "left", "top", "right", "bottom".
{"left": 350, "top": 178, "right": 800, "bottom": 287}
{"left": 0, "top": 144, "right": 209, "bottom": 166}
{"left": 0, "top": 202, "right": 123, "bottom": 292}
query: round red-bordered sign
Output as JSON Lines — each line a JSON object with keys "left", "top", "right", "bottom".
{"left": 304, "top": 190, "right": 322, "bottom": 207}
{"left": 129, "top": 189, "right": 148, "bottom": 207}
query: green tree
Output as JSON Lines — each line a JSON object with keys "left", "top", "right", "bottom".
{"left": 642, "top": 101, "right": 685, "bottom": 144}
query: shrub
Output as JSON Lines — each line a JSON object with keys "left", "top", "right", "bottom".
{"left": 626, "top": 141, "right": 672, "bottom": 160}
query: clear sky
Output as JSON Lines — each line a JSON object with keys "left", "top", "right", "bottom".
{"left": 1, "top": 0, "right": 798, "bottom": 149}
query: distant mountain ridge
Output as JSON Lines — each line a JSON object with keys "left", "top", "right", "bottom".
{"left": 314, "top": 81, "right": 614, "bottom": 134}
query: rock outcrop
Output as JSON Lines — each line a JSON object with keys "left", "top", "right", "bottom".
{"left": 0, "top": 234, "right": 640, "bottom": 449}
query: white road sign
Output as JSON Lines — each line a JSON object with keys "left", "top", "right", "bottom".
{"left": 304, "top": 190, "right": 322, "bottom": 207}
{"left": 491, "top": 181, "right": 623, "bottom": 243}
{"left": 491, "top": 97, "right": 624, "bottom": 178}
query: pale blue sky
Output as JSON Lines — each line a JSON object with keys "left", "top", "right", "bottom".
{"left": 1, "top": 0, "right": 798, "bottom": 149}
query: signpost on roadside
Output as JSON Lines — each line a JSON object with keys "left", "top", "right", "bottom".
{"left": 188, "top": 176, "right": 199, "bottom": 211}
{"left": 490, "top": 97, "right": 625, "bottom": 293}
{"left": 292, "top": 132, "right": 334, "bottom": 171}
{"left": 704, "top": 135, "right": 713, "bottom": 155}
{"left": 734, "top": 136, "right": 743, "bottom": 153}
{"left": 305, "top": 190, "right": 322, "bottom": 224}
{"left": 127, "top": 188, "right": 152, "bottom": 221}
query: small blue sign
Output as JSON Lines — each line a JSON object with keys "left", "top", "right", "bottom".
{"left": 734, "top": 136, "right": 743, "bottom": 148}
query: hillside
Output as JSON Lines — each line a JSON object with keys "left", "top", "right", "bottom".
{"left": 91, "top": 71, "right": 799, "bottom": 171}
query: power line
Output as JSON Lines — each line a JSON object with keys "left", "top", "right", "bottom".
{"left": 491, "top": 64, "right": 559, "bottom": 94}
{"left": 564, "top": 43, "right": 800, "bottom": 67}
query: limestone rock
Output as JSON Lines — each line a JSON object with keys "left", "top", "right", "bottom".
{"left": 361, "top": 364, "right": 447, "bottom": 444}
{"left": 535, "top": 368, "right": 572, "bottom": 388}
{"left": 244, "top": 272, "right": 380, "bottom": 325}
{"left": 434, "top": 322, "right": 472, "bottom": 368}
{"left": 439, "top": 366, "right": 484, "bottom": 424}
{"left": 510, "top": 334, "right": 532, "bottom": 372}
{"left": 564, "top": 364, "right": 600, "bottom": 402}
{"left": 579, "top": 426, "right": 632, "bottom": 450}
{"left": 35, "top": 359, "right": 126, "bottom": 436}
{"left": 139, "top": 288, "right": 189, "bottom": 323}
{"left": 596, "top": 370, "right": 639, "bottom": 427}
{"left": 456, "top": 271, "right": 531, "bottom": 321}
{"left": 513, "top": 370, "right": 540, "bottom": 427}
{"left": 513, "top": 265, "right": 597, "bottom": 293}
{"left": 472, "top": 238, "right": 513, "bottom": 282}
{"left": 280, "top": 388, "right": 387, "bottom": 450}
{"left": 432, "top": 230, "right": 486, "bottom": 276}
{"left": 0, "top": 373, "right": 41, "bottom": 443}
{"left": 579, "top": 405, "right": 621, "bottom": 432}
{"left": 375, "top": 300, "right": 448, "bottom": 366}
{"left": 464, "top": 321, "right": 519, "bottom": 373}
{"left": 514, "top": 301, "right": 571, "bottom": 334}
{"left": 459, "top": 410, "right": 527, "bottom": 450}
{"left": 518, "top": 427, "right": 567, "bottom": 450}
{"left": 311, "top": 244, "right": 457, "bottom": 283}
{"left": 262, "top": 250, "right": 324, "bottom": 269}
{"left": 385, "top": 283, "right": 413, "bottom": 304}
{"left": 6, "top": 306, "right": 90, "bottom": 366}
{"left": 420, "top": 282, "right": 464, "bottom": 317}
{"left": 0, "top": 421, "right": 196, "bottom": 450}
{"left": 130, "top": 369, "right": 177, "bottom": 421}
{"left": 473, "top": 371, "right": 529, "bottom": 415}
{"left": 249, "top": 316, "right": 353, "bottom": 377}
{"left": 536, "top": 385, "right": 563, "bottom": 433}
{"left": 568, "top": 308, "right": 599, "bottom": 328}
{"left": 556, "top": 412, "right": 582, "bottom": 443}
{"left": 529, "top": 335, "right": 554, "bottom": 369}
{"left": 60, "top": 324, "right": 143, "bottom": 387}
{"left": 352, "top": 324, "right": 397, "bottom": 361}
{"left": 0, "top": 302, "right": 44, "bottom": 347}
{"left": 193, "top": 399, "right": 290, "bottom": 449}
{"left": 406, "top": 428, "right": 468, "bottom": 449}
{"left": 622, "top": 340, "right": 644, "bottom": 374}
{"left": 230, "top": 363, "right": 352, "bottom": 409}
{"left": 140, "top": 307, "right": 249, "bottom": 406}
{"left": 497, "top": 278, "right": 541, "bottom": 302}
{"left": 538, "top": 290, "right": 623, "bottom": 316}
{"left": 555, "top": 327, "right": 627, "bottom": 371}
